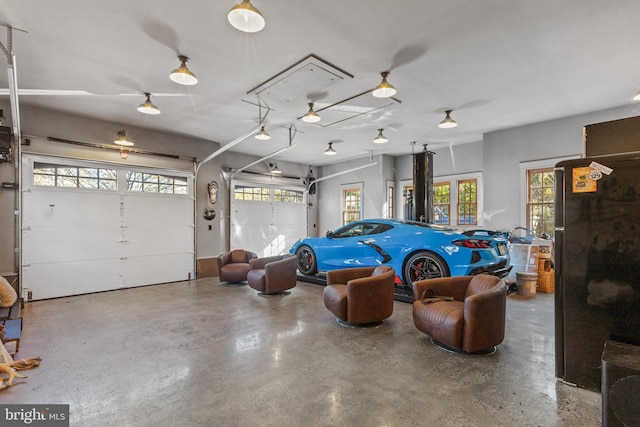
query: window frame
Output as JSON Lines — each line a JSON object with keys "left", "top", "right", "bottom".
{"left": 340, "top": 183, "right": 363, "bottom": 226}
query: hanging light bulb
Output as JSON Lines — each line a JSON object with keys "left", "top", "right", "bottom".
{"left": 324, "top": 142, "right": 337, "bottom": 155}
{"left": 228, "top": 0, "right": 265, "bottom": 33}
{"left": 438, "top": 110, "right": 458, "bottom": 129}
{"left": 302, "top": 103, "right": 321, "bottom": 123}
{"left": 255, "top": 126, "right": 271, "bottom": 140}
{"left": 120, "top": 148, "right": 129, "bottom": 159}
{"left": 169, "top": 55, "right": 198, "bottom": 86}
{"left": 114, "top": 130, "right": 134, "bottom": 147}
{"left": 372, "top": 71, "right": 396, "bottom": 98}
{"left": 137, "top": 93, "right": 161, "bottom": 115}
{"left": 373, "top": 128, "right": 388, "bottom": 144}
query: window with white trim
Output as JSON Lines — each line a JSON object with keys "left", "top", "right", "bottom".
{"left": 33, "top": 163, "right": 117, "bottom": 190}
{"left": 341, "top": 185, "right": 362, "bottom": 225}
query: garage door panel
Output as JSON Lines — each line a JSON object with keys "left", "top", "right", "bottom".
{"left": 122, "top": 226, "right": 194, "bottom": 256}
{"left": 271, "top": 204, "right": 306, "bottom": 225}
{"left": 121, "top": 253, "right": 193, "bottom": 287}
{"left": 22, "top": 155, "right": 195, "bottom": 300}
{"left": 231, "top": 182, "right": 307, "bottom": 255}
{"left": 122, "top": 195, "right": 193, "bottom": 225}
{"left": 22, "top": 259, "right": 122, "bottom": 300}
{"left": 22, "top": 226, "right": 120, "bottom": 263}
{"left": 23, "top": 190, "right": 120, "bottom": 227}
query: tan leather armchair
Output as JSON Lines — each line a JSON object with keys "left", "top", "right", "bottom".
{"left": 323, "top": 266, "right": 395, "bottom": 326}
{"left": 411, "top": 274, "right": 506, "bottom": 354}
{"left": 216, "top": 249, "right": 257, "bottom": 284}
{"left": 247, "top": 254, "right": 297, "bottom": 296}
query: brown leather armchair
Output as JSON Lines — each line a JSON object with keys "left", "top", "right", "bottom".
{"left": 412, "top": 274, "right": 506, "bottom": 354}
{"left": 323, "top": 266, "right": 395, "bottom": 326}
{"left": 216, "top": 249, "right": 257, "bottom": 284}
{"left": 247, "top": 254, "right": 297, "bottom": 296}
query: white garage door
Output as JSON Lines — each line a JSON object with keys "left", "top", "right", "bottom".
{"left": 230, "top": 180, "right": 307, "bottom": 256}
{"left": 21, "top": 155, "right": 194, "bottom": 300}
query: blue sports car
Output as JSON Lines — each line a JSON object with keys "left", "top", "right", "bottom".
{"left": 290, "top": 219, "right": 510, "bottom": 287}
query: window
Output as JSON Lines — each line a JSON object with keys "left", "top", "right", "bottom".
{"left": 333, "top": 222, "right": 391, "bottom": 238}
{"left": 527, "top": 168, "right": 554, "bottom": 236}
{"left": 126, "top": 171, "right": 188, "bottom": 194}
{"left": 387, "top": 184, "right": 394, "bottom": 219}
{"left": 33, "top": 163, "right": 117, "bottom": 190}
{"left": 342, "top": 186, "right": 361, "bottom": 225}
{"left": 457, "top": 179, "right": 477, "bottom": 225}
{"left": 274, "top": 188, "right": 304, "bottom": 203}
{"left": 433, "top": 182, "right": 450, "bottom": 225}
{"left": 233, "top": 185, "right": 271, "bottom": 201}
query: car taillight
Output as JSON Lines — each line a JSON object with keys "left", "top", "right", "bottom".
{"left": 453, "top": 239, "right": 492, "bottom": 249}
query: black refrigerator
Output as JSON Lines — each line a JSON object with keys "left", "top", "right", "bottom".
{"left": 555, "top": 153, "right": 640, "bottom": 391}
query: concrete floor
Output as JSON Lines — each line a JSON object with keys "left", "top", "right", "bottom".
{"left": 2, "top": 278, "right": 601, "bottom": 426}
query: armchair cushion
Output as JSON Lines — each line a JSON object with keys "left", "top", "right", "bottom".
{"left": 412, "top": 274, "right": 506, "bottom": 353}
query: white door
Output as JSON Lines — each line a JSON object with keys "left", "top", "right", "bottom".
{"left": 230, "top": 181, "right": 307, "bottom": 256}
{"left": 21, "top": 156, "right": 194, "bottom": 300}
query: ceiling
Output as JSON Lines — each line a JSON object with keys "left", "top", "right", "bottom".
{"left": 1, "top": 1, "right": 640, "bottom": 166}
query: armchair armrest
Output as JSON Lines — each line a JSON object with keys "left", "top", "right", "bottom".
{"left": 217, "top": 252, "right": 232, "bottom": 269}
{"left": 327, "top": 267, "right": 376, "bottom": 286}
{"left": 412, "top": 276, "right": 471, "bottom": 302}
{"left": 462, "top": 282, "right": 506, "bottom": 349}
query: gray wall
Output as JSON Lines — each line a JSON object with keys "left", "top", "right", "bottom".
{"left": 316, "top": 153, "right": 393, "bottom": 235}
{"left": 317, "top": 104, "right": 638, "bottom": 235}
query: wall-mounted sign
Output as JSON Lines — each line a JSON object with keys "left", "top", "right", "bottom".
{"left": 208, "top": 181, "right": 218, "bottom": 204}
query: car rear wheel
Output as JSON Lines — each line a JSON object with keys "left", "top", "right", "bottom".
{"left": 403, "top": 251, "right": 450, "bottom": 286}
{"left": 296, "top": 245, "right": 318, "bottom": 275}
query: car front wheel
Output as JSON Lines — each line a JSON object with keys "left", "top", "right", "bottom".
{"left": 403, "top": 251, "right": 449, "bottom": 286}
{"left": 296, "top": 245, "right": 318, "bottom": 275}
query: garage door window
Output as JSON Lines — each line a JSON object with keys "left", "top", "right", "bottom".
{"left": 126, "top": 171, "right": 188, "bottom": 194}
{"left": 234, "top": 185, "right": 271, "bottom": 201}
{"left": 274, "top": 188, "right": 304, "bottom": 203}
{"left": 33, "top": 163, "right": 117, "bottom": 190}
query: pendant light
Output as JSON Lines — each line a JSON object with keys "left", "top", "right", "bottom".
{"left": 114, "top": 130, "right": 134, "bottom": 147}
{"left": 137, "top": 93, "right": 161, "bottom": 115}
{"left": 255, "top": 126, "right": 271, "bottom": 140}
{"left": 372, "top": 71, "right": 396, "bottom": 98}
{"left": 324, "top": 142, "right": 337, "bottom": 155}
{"left": 269, "top": 163, "right": 282, "bottom": 174}
{"left": 228, "top": 0, "right": 265, "bottom": 33}
{"left": 438, "top": 110, "right": 458, "bottom": 129}
{"left": 169, "top": 55, "right": 198, "bottom": 86}
{"left": 634, "top": 91, "right": 640, "bottom": 101}
{"left": 302, "top": 103, "right": 321, "bottom": 123}
{"left": 373, "top": 128, "right": 388, "bottom": 144}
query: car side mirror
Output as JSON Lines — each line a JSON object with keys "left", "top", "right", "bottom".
{"left": 325, "top": 230, "right": 334, "bottom": 238}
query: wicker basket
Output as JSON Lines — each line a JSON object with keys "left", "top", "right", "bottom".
{"left": 537, "top": 258, "right": 554, "bottom": 293}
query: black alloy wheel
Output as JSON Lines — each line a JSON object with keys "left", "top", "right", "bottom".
{"left": 296, "top": 245, "right": 318, "bottom": 275}
{"left": 403, "top": 251, "right": 449, "bottom": 286}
